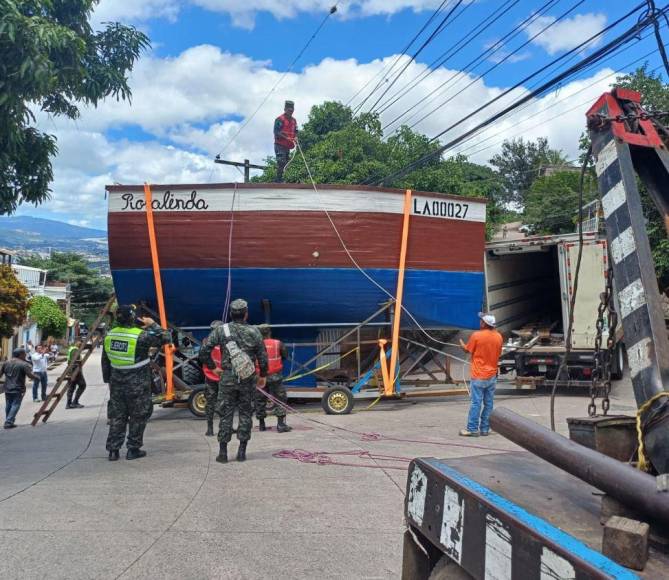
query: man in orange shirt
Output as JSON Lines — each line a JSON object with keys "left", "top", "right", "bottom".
{"left": 459, "top": 312, "right": 503, "bottom": 437}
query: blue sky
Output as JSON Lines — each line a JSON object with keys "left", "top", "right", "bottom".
{"left": 14, "top": 0, "right": 668, "bottom": 230}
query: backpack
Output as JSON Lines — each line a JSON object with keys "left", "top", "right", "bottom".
{"left": 223, "top": 324, "right": 256, "bottom": 381}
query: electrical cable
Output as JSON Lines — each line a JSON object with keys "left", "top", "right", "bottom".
{"left": 646, "top": 0, "right": 669, "bottom": 76}
{"left": 549, "top": 146, "right": 591, "bottom": 431}
{"left": 379, "top": 0, "right": 558, "bottom": 131}
{"left": 348, "top": 0, "right": 453, "bottom": 112}
{"left": 363, "top": 0, "right": 466, "bottom": 114}
{"left": 371, "top": 3, "right": 653, "bottom": 186}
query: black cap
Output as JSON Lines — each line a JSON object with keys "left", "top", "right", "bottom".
{"left": 284, "top": 100, "right": 294, "bottom": 109}
{"left": 13, "top": 348, "right": 26, "bottom": 358}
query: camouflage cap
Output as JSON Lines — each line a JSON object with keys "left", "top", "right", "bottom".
{"left": 284, "top": 100, "right": 294, "bottom": 109}
{"left": 210, "top": 320, "right": 223, "bottom": 329}
{"left": 257, "top": 323, "right": 271, "bottom": 336}
{"left": 229, "top": 298, "right": 248, "bottom": 313}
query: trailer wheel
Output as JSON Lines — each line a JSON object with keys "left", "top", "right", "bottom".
{"left": 182, "top": 362, "right": 204, "bottom": 386}
{"left": 321, "top": 386, "right": 354, "bottom": 415}
{"left": 187, "top": 386, "right": 207, "bottom": 418}
{"left": 610, "top": 343, "right": 625, "bottom": 381}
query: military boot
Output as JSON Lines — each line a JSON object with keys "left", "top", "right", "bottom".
{"left": 205, "top": 420, "right": 214, "bottom": 437}
{"left": 126, "top": 448, "right": 147, "bottom": 460}
{"left": 216, "top": 442, "right": 228, "bottom": 463}
{"left": 108, "top": 450, "right": 120, "bottom": 461}
{"left": 72, "top": 399, "right": 84, "bottom": 408}
{"left": 236, "top": 441, "right": 247, "bottom": 462}
{"left": 258, "top": 418, "right": 266, "bottom": 432}
{"left": 277, "top": 417, "right": 292, "bottom": 433}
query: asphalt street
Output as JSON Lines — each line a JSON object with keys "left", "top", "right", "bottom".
{"left": 0, "top": 351, "right": 640, "bottom": 579}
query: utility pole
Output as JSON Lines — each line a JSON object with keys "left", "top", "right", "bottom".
{"left": 214, "top": 156, "right": 267, "bottom": 183}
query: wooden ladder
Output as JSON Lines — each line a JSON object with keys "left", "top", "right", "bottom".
{"left": 31, "top": 294, "right": 116, "bottom": 426}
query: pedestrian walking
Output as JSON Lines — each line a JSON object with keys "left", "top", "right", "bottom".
{"left": 102, "top": 305, "right": 172, "bottom": 461}
{"left": 255, "top": 324, "right": 292, "bottom": 433}
{"left": 0, "top": 348, "right": 37, "bottom": 428}
{"left": 459, "top": 312, "right": 503, "bottom": 437}
{"left": 66, "top": 340, "right": 87, "bottom": 409}
{"left": 274, "top": 100, "right": 297, "bottom": 182}
{"left": 200, "top": 299, "right": 268, "bottom": 464}
{"left": 202, "top": 320, "right": 223, "bottom": 437}
{"left": 30, "top": 345, "right": 49, "bottom": 402}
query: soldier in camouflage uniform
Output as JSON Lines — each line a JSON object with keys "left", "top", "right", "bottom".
{"left": 202, "top": 320, "right": 223, "bottom": 437}
{"left": 102, "top": 305, "right": 172, "bottom": 461}
{"left": 255, "top": 324, "right": 292, "bottom": 433}
{"left": 200, "top": 299, "right": 267, "bottom": 463}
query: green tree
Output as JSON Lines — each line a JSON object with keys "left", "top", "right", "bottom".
{"left": 489, "top": 137, "right": 569, "bottom": 207}
{"left": 0, "top": 264, "right": 31, "bottom": 339}
{"left": 20, "top": 252, "right": 113, "bottom": 325}
{"left": 255, "top": 101, "right": 505, "bottom": 237}
{"left": 0, "top": 0, "right": 149, "bottom": 214}
{"left": 29, "top": 294, "right": 67, "bottom": 338}
{"left": 524, "top": 171, "right": 597, "bottom": 234}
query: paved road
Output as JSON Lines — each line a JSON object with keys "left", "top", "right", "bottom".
{"left": 0, "top": 352, "right": 640, "bottom": 579}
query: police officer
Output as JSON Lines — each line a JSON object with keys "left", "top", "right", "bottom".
{"left": 202, "top": 320, "right": 223, "bottom": 437}
{"left": 274, "top": 100, "right": 297, "bottom": 182}
{"left": 255, "top": 324, "right": 292, "bottom": 433}
{"left": 200, "top": 299, "right": 267, "bottom": 464}
{"left": 66, "top": 340, "right": 87, "bottom": 409}
{"left": 102, "top": 305, "right": 172, "bottom": 461}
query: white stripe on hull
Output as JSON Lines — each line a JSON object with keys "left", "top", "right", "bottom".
{"left": 107, "top": 187, "right": 487, "bottom": 223}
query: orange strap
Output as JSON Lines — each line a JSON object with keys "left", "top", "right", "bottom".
{"left": 144, "top": 183, "right": 175, "bottom": 401}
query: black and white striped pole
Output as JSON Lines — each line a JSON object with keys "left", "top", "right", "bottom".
{"left": 587, "top": 88, "right": 669, "bottom": 474}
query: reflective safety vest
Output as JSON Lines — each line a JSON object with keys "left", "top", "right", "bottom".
{"left": 256, "top": 338, "right": 283, "bottom": 375}
{"left": 67, "top": 346, "right": 78, "bottom": 363}
{"left": 104, "top": 327, "right": 147, "bottom": 369}
{"left": 275, "top": 114, "right": 297, "bottom": 149}
{"left": 202, "top": 346, "right": 222, "bottom": 382}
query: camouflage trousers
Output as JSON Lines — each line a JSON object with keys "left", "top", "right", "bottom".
{"left": 255, "top": 378, "right": 287, "bottom": 419}
{"left": 217, "top": 378, "right": 255, "bottom": 443}
{"left": 204, "top": 379, "right": 220, "bottom": 423}
{"left": 106, "top": 378, "right": 153, "bottom": 451}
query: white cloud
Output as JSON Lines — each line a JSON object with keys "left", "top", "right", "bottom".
{"left": 28, "top": 45, "right": 618, "bottom": 229}
{"left": 525, "top": 12, "right": 607, "bottom": 55}
{"left": 93, "top": 0, "right": 452, "bottom": 29}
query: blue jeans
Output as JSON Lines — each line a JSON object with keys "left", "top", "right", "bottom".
{"left": 32, "top": 371, "right": 48, "bottom": 400}
{"left": 466, "top": 377, "right": 497, "bottom": 433}
{"left": 5, "top": 392, "right": 24, "bottom": 426}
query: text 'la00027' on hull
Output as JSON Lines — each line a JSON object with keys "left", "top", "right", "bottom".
{"left": 106, "top": 182, "right": 487, "bottom": 333}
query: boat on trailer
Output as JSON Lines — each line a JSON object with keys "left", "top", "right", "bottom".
{"left": 106, "top": 182, "right": 487, "bottom": 338}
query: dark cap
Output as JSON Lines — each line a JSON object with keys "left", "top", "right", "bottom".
{"left": 284, "top": 100, "right": 294, "bottom": 109}
{"left": 258, "top": 324, "right": 271, "bottom": 337}
{"left": 116, "top": 304, "right": 137, "bottom": 325}
{"left": 229, "top": 298, "right": 248, "bottom": 313}
{"left": 12, "top": 347, "right": 26, "bottom": 358}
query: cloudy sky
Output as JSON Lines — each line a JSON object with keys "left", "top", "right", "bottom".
{"left": 17, "top": 0, "right": 667, "bottom": 230}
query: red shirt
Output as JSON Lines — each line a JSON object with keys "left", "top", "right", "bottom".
{"left": 465, "top": 329, "right": 503, "bottom": 380}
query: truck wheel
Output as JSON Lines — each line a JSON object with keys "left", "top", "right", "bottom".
{"left": 182, "top": 362, "right": 204, "bottom": 386}
{"left": 321, "top": 386, "right": 354, "bottom": 415}
{"left": 187, "top": 386, "right": 207, "bottom": 418}
{"left": 610, "top": 343, "right": 625, "bottom": 381}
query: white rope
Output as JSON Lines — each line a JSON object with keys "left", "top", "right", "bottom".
{"left": 221, "top": 182, "right": 238, "bottom": 322}
{"left": 295, "top": 138, "right": 471, "bottom": 364}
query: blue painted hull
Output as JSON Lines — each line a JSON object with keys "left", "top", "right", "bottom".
{"left": 112, "top": 267, "right": 484, "bottom": 332}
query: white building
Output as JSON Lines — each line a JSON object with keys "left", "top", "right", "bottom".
{"left": 0, "top": 249, "right": 72, "bottom": 360}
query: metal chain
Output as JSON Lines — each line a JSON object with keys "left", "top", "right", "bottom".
{"left": 593, "top": 110, "right": 669, "bottom": 123}
{"left": 589, "top": 262, "right": 616, "bottom": 417}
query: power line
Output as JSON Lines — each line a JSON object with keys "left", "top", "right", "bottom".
{"left": 347, "top": 0, "right": 452, "bottom": 112}
{"left": 371, "top": 2, "right": 651, "bottom": 185}
{"left": 375, "top": 0, "right": 545, "bottom": 123}
{"left": 363, "top": 0, "right": 467, "bottom": 114}
{"left": 215, "top": 4, "right": 338, "bottom": 158}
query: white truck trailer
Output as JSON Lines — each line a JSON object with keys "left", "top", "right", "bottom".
{"left": 485, "top": 231, "right": 625, "bottom": 388}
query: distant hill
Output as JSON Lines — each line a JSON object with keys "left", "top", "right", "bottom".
{"left": 0, "top": 216, "right": 109, "bottom": 271}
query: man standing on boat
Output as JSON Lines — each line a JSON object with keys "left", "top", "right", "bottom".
{"left": 274, "top": 100, "right": 298, "bottom": 183}
{"left": 200, "top": 299, "right": 268, "bottom": 463}
{"left": 255, "top": 324, "right": 292, "bottom": 433}
{"left": 458, "top": 312, "right": 503, "bottom": 437}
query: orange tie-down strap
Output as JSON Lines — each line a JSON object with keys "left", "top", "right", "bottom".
{"left": 144, "top": 183, "right": 175, "bottom": 401}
